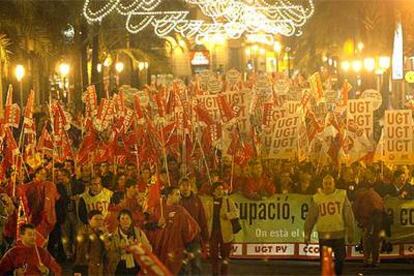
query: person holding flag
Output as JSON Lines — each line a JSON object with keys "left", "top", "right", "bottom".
{"left": 17, "top": 166, "right": 59, "bottom": 246}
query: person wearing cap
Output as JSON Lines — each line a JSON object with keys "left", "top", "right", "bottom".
{"left": 204, "top": 182, "right": 239, "bottom": 276}
{"left": 73, "top": 210, "right": 111, "bottom": 276}
{"left": 304, "top": 175, "right": 355, "bottom": 275}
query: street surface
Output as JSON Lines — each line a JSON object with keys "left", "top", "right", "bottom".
{"left": 203, "top": 259, "right": 414, "bottom": 275}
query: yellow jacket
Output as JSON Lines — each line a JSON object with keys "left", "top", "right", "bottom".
{"left": 203, "top": 196, "right": 239, "bottom": 243}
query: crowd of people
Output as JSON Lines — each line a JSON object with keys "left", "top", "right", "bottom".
{"left": 0, "top": 153, "right": 414, "bottom": 275}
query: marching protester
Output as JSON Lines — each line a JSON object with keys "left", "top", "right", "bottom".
{"left": 353, "top": 169, "right": 385, "bottom": 268}
{"left": 242, "top": 160, "right": 276, "bottom": 200}
{"left": 205, "top": 182, "right": 239, "bottom": 276}
{"left": 17, "top": 166, "right": 60, "bottom": 245}
{"left": 73, "top": 210, "right": 110, "bottom": 275}
{"left": 375, "top": 169, "right": 414, "bottom": 199}
{"left": 106, "top": 209, "right": 152, "bottom": 275}
{"left": 105, "top": 179, "right": 146, "bottom": 232}
{"left": 55, "top": 168, "right": 85, "bottom": 260}
{"left": 146, "top": 186, "right": 200, "bottom": 275}
{"left": 304, "top": 175, "right": 355, "bottom": 275}
{"left": 0, "top": 223, "right": 62, "bottom": 275}
{"left": 179, "top": 177, "right": 209, "bottom": 274}
{"left": 78, "top": 176, "right": 113, "bottom": 224}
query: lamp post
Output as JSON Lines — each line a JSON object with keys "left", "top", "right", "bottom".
{"left": 59, "top": 63, "right": 70, "bottom": 103}
{"left": 15, "top": 65, "right": 25, "bottom": 109}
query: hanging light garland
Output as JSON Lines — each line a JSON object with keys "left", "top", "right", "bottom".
{"left": 83, "top": 0, "right": 314, "bottom": 39}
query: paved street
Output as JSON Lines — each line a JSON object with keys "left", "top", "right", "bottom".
{"left": 201, "top": 259, "right": 414, "bottom": 275}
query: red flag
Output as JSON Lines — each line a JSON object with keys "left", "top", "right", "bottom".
{"left": 113, "top": 91, "right": 126, "bottom": 116}
{"left": 134, "top": 94, "right": 145, "bottom": 120}
{"left": 3, "top": 127, "right": 19, "bottom": 168}
{"left": 4, "top": 104, "right": 20, "bottom": 128}
{"left": 165, "top": 88, "right": 176, "bottom": 115}
{"left": 37, "top": 125, "right": 54, "bottom": 153}
{"left": 305, "top": 111, "right": 323, "bottom": 141}
{"left": 94, "top": 98, "right": 115, "bottom": 131}
{"left": 194, "top": 104, "right": 214, "bottom": 125}
{"left": 4, "top": 85, "right": 21, "bottom": 128}
{"left": 82, "top": 85, "right": 98, "bottom": 118}
{"left": 216, "top": 94, "right": 234, "bottom": 123}
{"left": 77, "top": 120, "right": 97, "bottom": 164}
{"left": 153, "top": 91, "right": 167, "bottom": 117}
{"left": 51, "top": 101, "right": 69, "bottom": 140}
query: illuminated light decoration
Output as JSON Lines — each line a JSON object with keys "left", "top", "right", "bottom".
{"left": 246, "top": 34, "right": 275, "bottom": 45}
{"left": 83, "top": 0, "right": 315, "bottom": 39}
{"left": 191, "top": 52, "right": 210, "bottom": 65}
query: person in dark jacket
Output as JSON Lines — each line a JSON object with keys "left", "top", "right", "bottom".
{"left": 353, "top": 169, "right": 385, "bottom": 267}
{"left": 375, "top": 169, "right": 414, "bottom": 199}
{"left": 56, "top": 168, "right": 85, "bottom": 260}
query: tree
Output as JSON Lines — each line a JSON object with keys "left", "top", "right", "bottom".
{"left": 0, "top": 34, "right": 11, "bottom": 117}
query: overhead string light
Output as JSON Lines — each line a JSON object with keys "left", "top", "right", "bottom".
{"left": 83, "top": 0, "right": 314, "bottom": 38}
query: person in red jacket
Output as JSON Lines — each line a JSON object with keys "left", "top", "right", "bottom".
{"left": 353, "top": 169, "right": 385, "bottom": 268}
{"left": 242, "top": 160, "right": 276, "bottom": 200}
{"left": 146, "top": 186, "right": 200, "bottom": 274}
{"left": 0, "top": 223, "right": 62, "bottom": 275}
{"left": 17, "top": 167, "right": 59, "bottom": 245}
{"left": 179, "top": 177, "right": 209, "bottom": 274}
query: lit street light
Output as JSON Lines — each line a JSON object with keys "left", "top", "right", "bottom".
{"left": 341, "top": 61, "right": 351, "bottom": 72}
{"left": 379, "top": 56, "right": 391, "bottom": 70}
{"left": 59, "top": 63, "right": 70, "bottom": 77}
{"left": 351, "top": 60, "right": 362, "bottom": 73}
{"left": 115, "top": 62, "right": 124, "bottom": 87}
{"left": 59, "top": 62, "right": 70, "bottom": 103}
{"left": 363, "top": 58, "right": 376, "bottom": 72}
{"left": 115, "top": 62, "right": 124, "bottom": 73}
{"left": 15, "top": 64, "right": 25, "bottom": 108}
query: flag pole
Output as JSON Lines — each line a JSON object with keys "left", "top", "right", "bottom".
{"left": 159, "top": 126, "right": 171, "bottom": 187}
{"left": 195, "top": 131, "right": 212, "bottom": 186}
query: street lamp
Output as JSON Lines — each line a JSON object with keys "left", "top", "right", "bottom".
{"left": 59, "top": 63, "right": 70, "bottom": 103}
{"left": 115, "top": 62, "right": 124, "bottom": 87}
{"left": 59, "top": 63, "right": 70, "bottom": 77}
{"left": 115, "top": 62, "right": 124, "bottom": 73}
{"left": 341, "top": 61, "right": 351, "bottom": 72}
{"left": 378, "top": 56, "right": 391, "bottom": 70}
{"left": 351, "top": 60, "right": 362, "bottom": 73}
{"left": 15, "top": 64, "right": 25, "bottom": 108}
{"left": 363, "top": 58, "right": 376, "bottom": 72}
